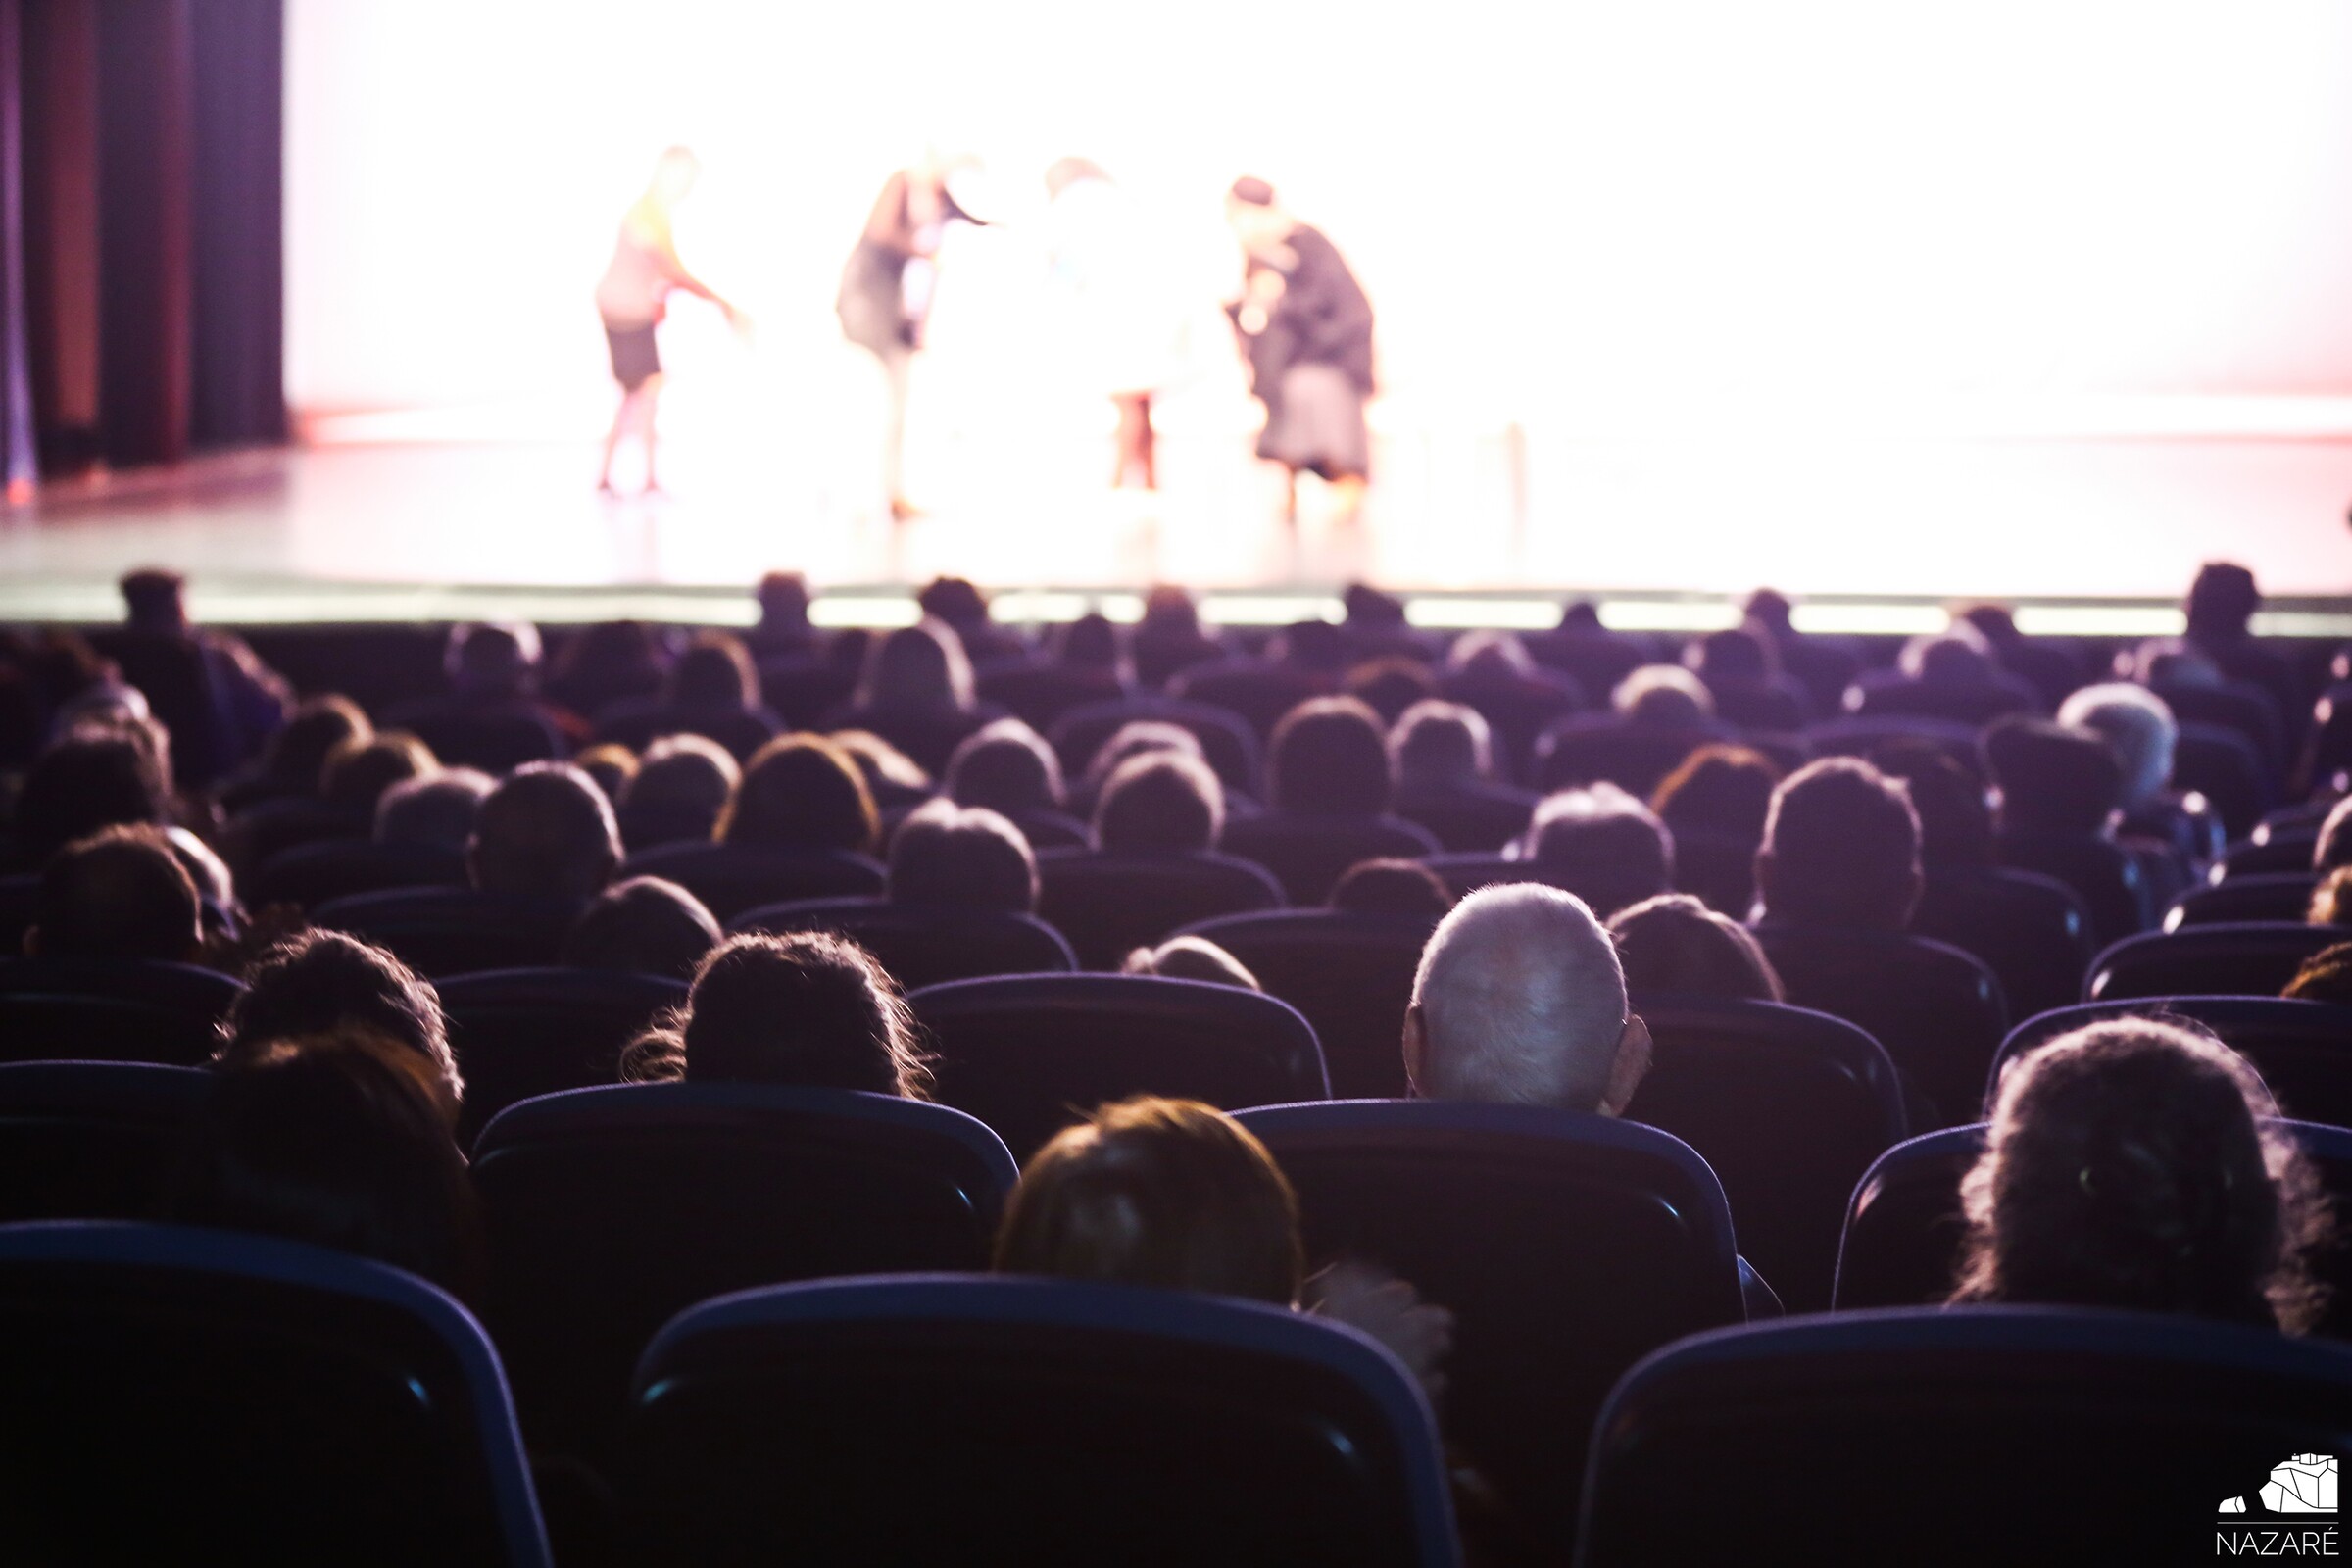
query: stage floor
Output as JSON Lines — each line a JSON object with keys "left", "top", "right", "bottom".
{"left": 2, "top": 429, "right": 2349, "bottom": 632}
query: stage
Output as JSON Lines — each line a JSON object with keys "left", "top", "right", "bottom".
{"left": 3, "top": 415, "right": 2351, "bottom": 638}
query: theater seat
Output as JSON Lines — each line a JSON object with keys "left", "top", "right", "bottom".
{"left": 1835, "top": 1119, "right": 2352, "bottom": 1334}
{"left": 251, "top": 838, "right": 469, "bottom": 912}
{"left": 1049, "top": 697, "right": 1264, "bottom": 797}
{"left": 1988, "top": 996, "right": 2352, "bottom": 1129}
{"left": 473, "top": 1083, "right": 1014, "bottom": 1459}
{"left": 1531, "top": 714, "right": 1724, "bottom": 798}
{"left": 616, "top": 844, "right": 887, "bottom": 923}
{"left": 1624, "top": 996, "right": 1907, "bottom": 1313}
{"left": 1418, "top": 852, "right": 1579, "bottom": 902}
{"left": 1804, "top": 714, "right": 1982, "bottom": 770}
{"left": 910, "top": 974, "right": 1327, "bottom": 1157}
{"left": 0, "top": 1222, "right": 549, "bottom": 1565}
{"left": 2164, "top": 872, "right": 2318, "bottom": 929}
{"left": 1995, "top": 830, "right": 2151, "bottom": 948}
{"left": 612, "top": 1276, "right": 1458, "bottom": 1568}
{"left": 312, "top": 888, "right": 581, "bottom": 979}
{"left": 1177, "top": 910, "right": 1435, "bottom": 1099}
{"left": 0, "top": 1061, "right": 207, "bottom": 1222}
{"left": 0, "top": 957, "right": 245, "bottom": 1067}
{"left": 1234, "top": 1100, "right": 1744, "bottom": 1556}
{"left": 1036, "top": 849, "right": 1285, "bottom": 970}
{"left": 2084, "top": 923, "right": 2342, "bottom": 1003}
{"left": 1751, "top": 926, "right": 2007, "bottom": 1130}
{"left": 730, "top": 897, "right": 1075, "bottom": 989}
{"left": 1220, "top": 811, "right": 1442, "bottom": 905}
{"left": 1576, "top": 1306, "right": 2352, "bottom": 1565}
{"left": 2174, "top": 721, "right": 2276, "bottom": 841}
{"left": 2217, "top": 828, "right": 2319, "bottom": 880}
{"left": 1911, "top": 866, "right": 2096, "bottom": 1022}
{"left": 436, "top": 968, "right": 687, "bottom": 1143}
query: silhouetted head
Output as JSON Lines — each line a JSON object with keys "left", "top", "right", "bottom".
{"left": 320, "top": 733, "right": 436, "bottom": 816}
{"left": 445, "top": 621, "right": 541, "bottom": 698}
{"left": 1607, "top": 892, "right": 1783, "bottom": 1003}
{"left": 375, "top": 768, "right": 493, "bottom": 854}
{"left": 119, "top": 568, "right": 189, "bottom": 633}
{"left": 1984, "top": 716, "right": 2126, "bottom": 837}
{"left": 1871, "top": 740, "right": 1995, "bottom": 869}
{"left": 467, "top": 762, "right": 620, "bottom": 901}
{"left": 1446, "top": 629, "right": 1535, "bottom": 682}
{"left": 2284, "top": 939, "right": 2352, "bottom": 1004}
{"left": 996, "top": 1096, "right": 1302, "bottom": 1304}
{"left": 723, "top": 734, "right": 880, "bottom": 853}
{"left": 2315, "top": 797, "right": 2352, "bottom": 873}
{"left": 1079, "top": 720, "right": 1202, "bottom": 798}
{"left": 1611, "top": 665, "right": 1715, "bottom": 725}
{"left": 755, "top": 571, "right": 812, "bottom": 634}
{"left": 28, "top": 824, "right": 201, "bottom": 962}
{"left": 1391, "top": 700, "right": 1494, "bottom": 787}
{"left": 858, "top": 619, "right": 974, "bottom": 710}
{"left": 618, "top": 734, "right": 740, "bottom": 849}
{"left": 1956, "top": 1020, "right": 2328, "bottom": 1333}
{"left": 1687, "top": 626, "right": 1775, "bottom": 683}
{"left": 562, "top": 875, "right": 720, "bottom": 982}
{"left": 1094, "top": 751, "right": 1224, "bottom": 854}
{"left": 1053, "top": 612, "right": 1122, "bottom": 673}
{"left": 1330, "top": 858, "right": 1453, "bottom": 919}
{"left": 220, "top": 930, "right": 461, "bottom": 1122}
{"left": 1742, "top": 589, "right": 1795, "bottom": 636}
{"left": 1651, "top": 743, "right": 1780, "bottom": 841}
{"left": 915, "top": 576, "right": 992, "bottom": 631}
{"left": 1269, "top": 697, "right": 1392, "bottom": 815}
{"left": 621, "top": 932, "right": 929, "bottom": 1097}
{"left": 2058, "top": 684, "right": 2177, "bottom": 811}
{"left": 2184, "top": 562, "right": 2262, "bottom": 643}
{"left": 260, "top": 696, "right": 371, "bottom": 791}
{"left": 667, "top": 632, "right": 760, "bottom": 710}
{"left": 1518, "top": 784, "right": 1675, "bottom": 918}
{"left": 1756, "top": 758, "right": 1923, "bottom": 930}
{"left": 1346, "top": 657, "right": 1439, "bottom": 724}
{"left": 947, "top": 718, "right": 1064, "bottom": 815}
{"left": 1899, "top": 626, "right": 2000, "bottom": 686}
{"left": 1121, "top": 936, "right": 1261, "bottom": 990}
{"left": 887, "top": 800, "right": 1038, "bottom": 913}
{"left": 15, "top": 723, "right": 174, "bottom": 865}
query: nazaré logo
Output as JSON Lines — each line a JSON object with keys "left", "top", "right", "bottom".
{"left": 2221, "top": 1455, "right": 2338, "bottom": 1516}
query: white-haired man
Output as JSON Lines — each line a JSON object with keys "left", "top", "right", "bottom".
{"left": 1401, "top": 882, "right": 1652, "bottom": 1114}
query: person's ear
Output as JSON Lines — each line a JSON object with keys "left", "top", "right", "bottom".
{"left": 1599, "top": 1013, "right": 1653, "bottom": 1118}
{"left": 1401, "top": 1002, "right": 1427, "bottom": 1098}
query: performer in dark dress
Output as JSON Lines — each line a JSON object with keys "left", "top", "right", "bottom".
{"left": 1224, "top": 177, "right": 1376, "bottom": 526}
{"left": 838, "top": 158, "right": 982, "bottom": 523}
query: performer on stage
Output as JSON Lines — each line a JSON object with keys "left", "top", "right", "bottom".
{"left": 1223, "top": 177, "right": 1376, "bottom": 526}
{"left": 1043, "top": 157, "right": 1189, "bottom": 491}
{"left": 593, "top": 147, "right": 745, "bottom": 496}
{"left": 839, "top": 156, "right": 981, "bottom": 522}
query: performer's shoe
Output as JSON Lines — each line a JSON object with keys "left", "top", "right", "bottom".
{"left": 889, "top": 496, "right": 925, "bottom": 524}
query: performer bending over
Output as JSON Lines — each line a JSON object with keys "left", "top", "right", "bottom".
{"left": 1223, "top": 177, "right": 1375, "bottom": 526}
{"left": 838, "top": 156, "right": 981, "bottom": 523}
{"left": 594, "top": 147, "right": 744, "bottom": 496}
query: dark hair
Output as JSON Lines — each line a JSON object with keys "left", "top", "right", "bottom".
{"left": 668, "top": 632, "right": 759, "bottom": 709}
{"left": 887, "top": 801, "right": 1039, "bottom": 913}
{"left": 1650, "top": 744, "right": 1780, "bottom": 840}
{"left": 995, "top": 1097, "right": 1301, "bottom": 1304}
{"left": 375, "top": 769, "right": 493, "bottom": 854}
{"left": 14, "top": 724, "right": 174, "bottom": 864}
{"left": 1119, "top": 938, "right": 1261, "bottom": 990}
{"left": 220, "top": 931, "right": 462, "bottom": 1115}
{"left": 1872, "top": 740, "right": 1995, "bottom": 869}
{"left": 1268, "top": 697, "right": 1392, "bottom": 815}
{"left": 1758, "top": 758, "right": 1922, "bottom": 930}
{"left": 617, "top": 734, "right": 739, "bottom": 850}
{"left": 1390, "top": 701, "right": 1492, "bottom": 786}
{"left": 858, "top": 619, "right": 973, "bottom": 711}
{"left": 1080, "top": 721, "right": 1202, "bottom": 798}
{"left": 619, "top": 932, "right": 929, "bottom": 1097}
{"left": 1955, "top": 1020, "right": 2329, "bottom": 1333}
{"left": 915, "top": 575, "right": 991, "bottom": 630}
{"left": 1520, "top": 784, "right": 1676, "bottom": 918}
{"left": 119, "top": 567, "right": 186, "bottom": 628}
{"left": 172, "top": 1027, "right": 485, "bottom": 1301}
{"left": 1983, "top": 717, "right": 2125, "bottom": 836}
{"left": 260, "top": 696, "right": 371, "bottom": 790}
{"left": 1688, "top": 626, "right": 1775, "bottom": 682}
{"left": 1607, "top": 893, "right": 1783, "bottom": 1003}
{"left": 1329, "top": 858, "right": 1452, "bottom": 919}
{"left": 2316, "top": 797, "right": 2352, "bottom": 874}
{"left": 467, "top": 762, "right": 620, "bottom": 901}
{"left": 1095, "top": 751, "right": 1223, "bottom": 854}
{"left": 548, "top": 620, "right": 666, "bottom": 714}
{"left": 2284, "top": 939, "right": 2352, "bottom": 1004}
{"left": 562, "top": 876, "right": 721, "bottom": 982}
{"left": 2185, "top": 562, "right": 2262, "bottom": 641}
{"left": 722, "top": 734, "right": 880, "bottom": 853}
{"left": 1345, "top": 658, "right": 1439, "bottom": 725}
{"left": 320, "top": 734, "right": 436, "bottom": 815}
{"left": 946, "top": 719, "right": 1064, "bottom": 815}
{"left": 446, "top": 620, "right": 539, "bottom": 693}
{"left": 31, "top": 824, "right": 201, "bottom": 962}
{"left": 1053, "top": 612, "right": 1122, "bottom": 673}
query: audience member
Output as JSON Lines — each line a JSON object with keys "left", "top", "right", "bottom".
{"left": 829, "top": 728, "right": 935, "bottom": 808}
{"left": 218, "top": 930, "right": 463, "bottom": 1121}
{"left": 544, "top": 619, "right": 667, "bottom": 723}
{"left": 1513, "top": 783, "right": 1675, "bottom": 918}
{"left": 384, "top": 620, "right": 569, "bottom": 772}
{"left": 1130, "top": 586, "right": 1224, "bottom": 688}
{"left": 1329, "top": 858, "right": 1454, "bottom": 919}
{"left": 887, "top": 800, "right": 1039, "bottom": 914}
{"left": 1845, "top": 626, "right": 2039, "bottom": 726}
{"left": 915, "top": 575, "right": 1027, "bottom": 666}
{"left": 2283, "top": 941, "right": 2352, "bottom": 1004}
{"left": 1753, "top": 758, "right": 1923, "bottom": 930}
{"left": 1650, "top": 743, "right": 1779, "bottom": 842}
{"left": 1093, "top": 751, "right": 1225, "bottom": 855}
{"left": 2058, "top": 683, "right": 2211, "bottom": 883}
{"left": 1075, "top": 719, "right": 1205, "bottom": 812}
{"left": 595, "top": 630, "right": 780, "bottom": 760}
{"left": 616, "top": 734, "right": 740, "bottom": 853}
{"left": 562, "top": 875, "right": 721, "bottom": 982}
{"left": 1390, "top": 700, "right": 1539, "bottom": 852}
{"left": 2182, "top": 562, "right": 2301, "bottom": 724}
{"left": 1870, "top": 741, "right": 1995, "bottom": 869}
{"left": 747, "top": 572, "right": 818, "bottom": 661}
{"left": 1958, "top": 603, "right": 2082, "bottom": 710}
{"left": 1740, "top": 589, "right": 1857, "bottom": 719}
{"left": 1606, "top": 892, "right": 1784, "bottom": 1003}
{"left": 10, "top": 721, "right": 177, "bottom": 869}
{"left": 1403, "top": 883, "right": 1651, "bottom": 1114}
{"left": 572, "top": 742, "right": 639, "bottom": 805}
{"left": 2316, "top": 796, "right": 2352, "bottom": 874}
{"left": 1610, "top": 665, "right": 1716, "bottom": 727}
{"left": 720, "top": 734, "right": 882, "bottom": 856}
{"left": 113, "top": 566, "right": 292, "bottom": 786}
{"left": 320, "top": 733, "right": 436, "bottom": 819}
{"left": 619, "top": 931, "right": 931, "bottom": 1096}
{"left": 1684, "top": 626, "right": 1804, "bottom": 731}
{"left": 375, "top": 768, "right": 493, "bottom": 856}
{"left": 1226, "top": 695, "right": 1436, "bottom": 901}
{"left": 1120, "top": 935, "right": 1262, "bottom": 989}
{"left": 1953, "top": 1020, "right": 2328, "bottom": 1333}
{"left": 467, "top": 761, "right": 621, "bottom": 902}
{"left": 947, "top": 718, "right": 1067, "bottom": 818}
{"left": 24, "top": 824, "right": 203, "bottom": 963}
{"left": 1982, "top": 716, "right": 2152, "bottom": 941}
{"left": 2308, "top": 868, "right": 2352, "bottom": 929}
{"left": 222, "top": 695, "right": 369, "bottom": 810}
{"left": 832, "top": 618, "right": 994, "bottom": 772}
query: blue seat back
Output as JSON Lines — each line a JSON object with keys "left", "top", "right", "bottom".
{"left": 730, "top": 897, "right": 1076, "bottom": 988}
{"left": 2165, "top": 872, "right": 2320, "bottom": 929}
{"left": 0, "top": 1061, "right": 207, "bottom": 1222}
{"left": 0, "top": 957, "right": 244, "bottom": 1067}
{"left": 1035, "top": 849, "right": 1286, "bottom": 970}
{"left": 311, "top": 888, "right": 580, "bottom": 979}
{"left": 613, "top": 843, "right": 886, "bottom": 923}
{"left": 1989, "top": 996, "right": 2352, "bottom": 1129}
{"left": 436, "top": 967, "right": 687, "bottom": 1143}
{"left": 1178, "top": 909, "right": 1434, "bottom": 1099}
{"left": 1049, "top": 696, "right": 1263, "bottom": 796}
{"left": 2085, "top": 923, "right": 2343, "bottom": 1003}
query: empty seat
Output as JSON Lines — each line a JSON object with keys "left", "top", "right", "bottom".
{"left": 437, "top": 968, "right": 687, "bottom": 1143}
{"left": 1625, "top": 996, "right": 1908, "bottom": 1313}
{"left": 251, "top": 838, "right": 470, "bottom": 911}
{"left": 910, "top": 974, "right": 1327, "bottom": 1157}
{"left": 1177, "top": 910, "right": 1434, "bottom": 1099}
{"left": 1835, "top": 1118, "right": 2352, "bottom": 1333}
{"left": 0, "top": 1222, "right": 549, "bottom": 1565}
{"left": 1989, "top": 997, "right": 2352, "bottom": 1129}
{"left": 1234, "top": 1101, "right": 1744, "bottom": 1554}
{"left": 1037, "top": 849, "right": 1285, "bottom": 970}
{"left": 311, "top": 888, "right": 581, "bottom": 979}
{"left": 2085, "top": 923, "right": 2342, "bottom": 1003}
{"left": 1576, "top": 1305, "right": 2352, "bottom": 1565}
{"left": 730, "top": 897, "right": 1075, "bottom": 989}
{"left": 616, "top": 843, "right": 886, "bottom": 923}
{"left": 1911, "top": 866, "right": 2097, "bottom": 1022}
{"left": 0, "top": 1061, "right": 207, "bottom": 1222}
{"left": 0, "top": 957, "right": 244, "bottom": 1067}
{"left": 1751, "top": 926, "right": 2007, "bottom": 1130}
{"left": 473, "top": 1083, "right": 1014, "bottom": 1458}
{"left": 1395, "top": 780, "right": 1541, "bottom": 853}
{"left": 612, "top": 1275, "right": 1458, "bottom": 1567}
{"left": 1220, "top": 810, "right": 1442, "bottom": 905}
{"left": 2165, "top": 872, "right": 2319, "bottom": 929}
{"left": 1050, "top": 697, "right": 1263, "bottom": 797}
{"left": 2219, "top": 827, "right": 2319, "bottom": 880}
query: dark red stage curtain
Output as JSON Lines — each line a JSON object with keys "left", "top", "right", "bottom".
{"left": 190, "top": 0, "right": 286, "bottom": 449}
{"left": 0, "top": 0, "right": 36, "bottom": 496}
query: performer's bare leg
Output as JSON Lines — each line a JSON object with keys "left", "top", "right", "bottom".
{"left": 883, "top": 351, "right": 918, "bottom": 522}
{"left": 1328, "top": 473, "right": 1367, "bottom": 528}
{"left": 638, "top": 377, "right": 666, "bottom": 494}
{"left": 1112, "top": 393, "right": 1157, "bottom": 490}
{"left": 597, "top": 388, "right": 640, "bottom": 493}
